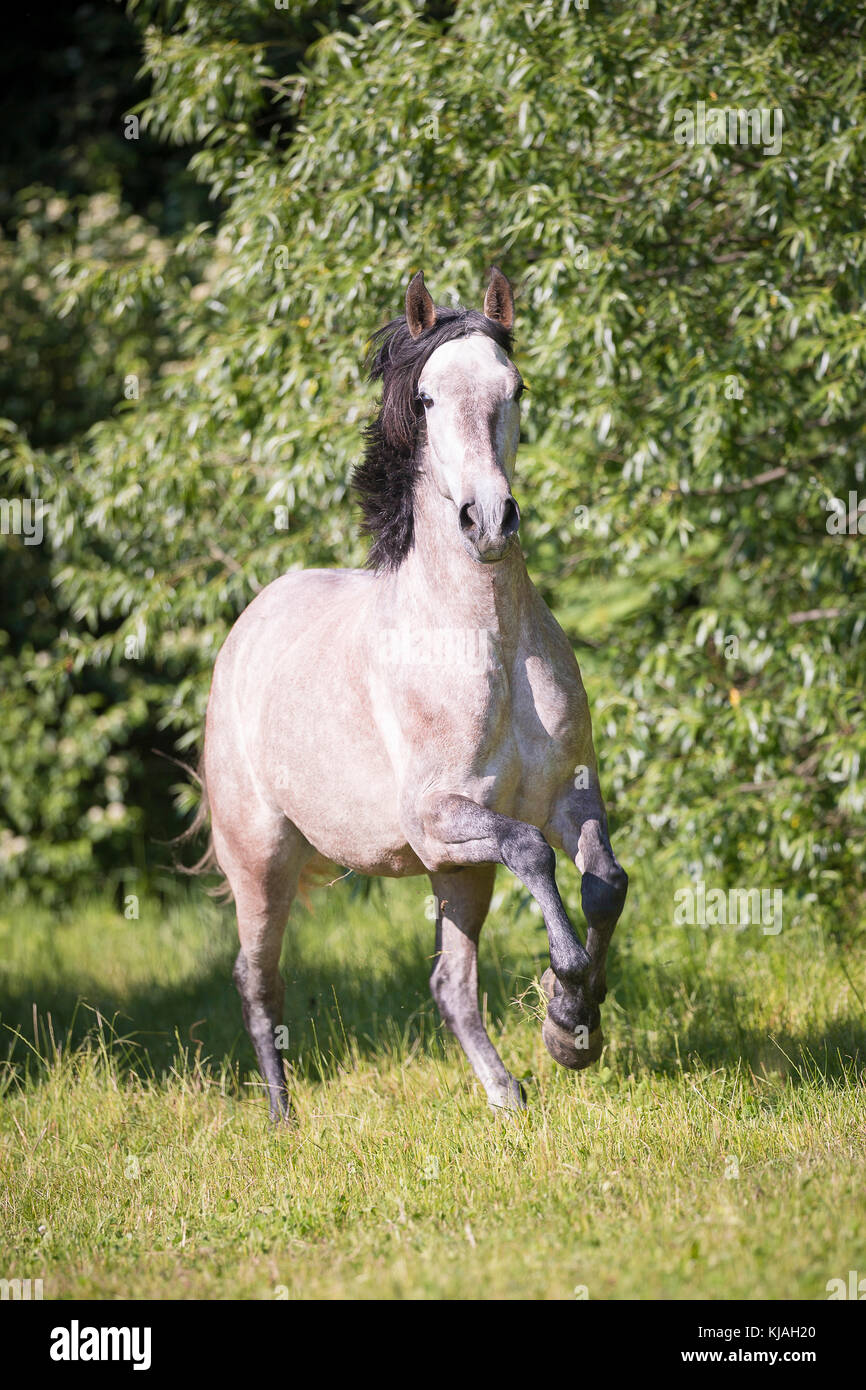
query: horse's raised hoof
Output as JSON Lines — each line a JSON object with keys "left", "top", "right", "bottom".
{"left": 540, "top": 968, "right": 604, "bottom": 1071}
{"left": 542, "top": 1015, "right": 603, "bottom": 1070}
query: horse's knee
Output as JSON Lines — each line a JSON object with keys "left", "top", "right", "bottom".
{"left": 429, "top": 959, "right": 448, "bottom": 1017}
{"left": 501, "top": 824, "right": 556, "bottom": 884}
{"left": 232, "top": 948, "right": 247, "bottom": 992}
{"left": 581, "top": 864, "right": 627, "bottom": 929}
{"left": 430, "top": 957, "right": 459, "bottom": 1027}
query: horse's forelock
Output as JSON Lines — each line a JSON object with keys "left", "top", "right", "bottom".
{"left": 353, "top": 306, "right": 514, "bottom": 570}
{"left": 370, "top": 307, "right": 513, "bottom": 451}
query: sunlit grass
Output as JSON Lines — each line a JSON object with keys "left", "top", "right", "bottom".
{"left": 1, "top": 867, "right": 864, "bottom": 1299}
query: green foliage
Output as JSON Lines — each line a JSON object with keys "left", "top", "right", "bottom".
{"left": 1, "top": 0, "right": 864, "bottom": 907}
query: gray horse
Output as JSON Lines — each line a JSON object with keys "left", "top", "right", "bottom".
{"left": 198, "top": 268, "right": 627, "bottom": 1117}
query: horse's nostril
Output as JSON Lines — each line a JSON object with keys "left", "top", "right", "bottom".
{"left": 459, "top": 502, "right": 478, "bottom": 534}
{"left": 501, "top": 497, "right": 520, "bottom": 537}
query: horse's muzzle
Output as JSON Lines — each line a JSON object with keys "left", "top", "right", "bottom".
{"left": 459, "top": 494, "right": 520, "bottom": 562}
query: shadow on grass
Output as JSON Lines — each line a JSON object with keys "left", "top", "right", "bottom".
{"left": 608, "top": 960, "right": 866, "bottom": 1086}
{"left": 0, "top": 895, "right": 530, "bottom": 1099}
{"left": 661, "top": 1012, "right": 866, "bottom": 1086}
{"left": 1, "top": 886, "right": 863, "bottom": 1103}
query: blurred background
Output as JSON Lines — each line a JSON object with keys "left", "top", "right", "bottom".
{"left": 1, "top": 0, "right": 864, "bottom": 933}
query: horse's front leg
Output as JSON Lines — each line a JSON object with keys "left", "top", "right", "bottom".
{"left": 429, "top": 865, "right": 525, "bottom": 1111}
{"left": 548, "top": 783, "right": 628, "bottom": 1043}
{"left": 406, "top": 792, "right": 596, "bottom": 1071}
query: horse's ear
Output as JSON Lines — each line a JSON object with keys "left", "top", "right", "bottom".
{"left": 405, "top": 270, "right": 437, "bottom": 339}
{"left": 483, "top": 266, "right": 514, "bottom": 331}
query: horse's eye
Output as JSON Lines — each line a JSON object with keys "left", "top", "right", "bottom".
{"left": 515, "top": 382, "right": 526, "bottom": 400}
{"left": 417, "top": 390, "right": 433, "bottom": 408}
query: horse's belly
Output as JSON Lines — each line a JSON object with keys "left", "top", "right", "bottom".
{"left": 283, "top": 778, "right": 425, "bottom": 878}
{"left": 268, "top": 736, "right": 424, "bottom": 876}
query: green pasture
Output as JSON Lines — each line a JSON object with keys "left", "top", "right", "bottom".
{"left": 1, "top": 865, "right": 863, "bottom": 1300}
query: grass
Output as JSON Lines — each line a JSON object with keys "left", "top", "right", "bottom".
{"left": 0, "top": 861, "right": 864, "bottom": 1300}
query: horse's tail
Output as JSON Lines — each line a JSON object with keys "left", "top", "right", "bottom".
{"left": 295, "top": 857, "right": 349, "bottom": 908}
{"left": 173, "top": 755, "right": 232, "bottom": 899}
{"left": 171, "top": 751, "right": 337, "bottom": 906}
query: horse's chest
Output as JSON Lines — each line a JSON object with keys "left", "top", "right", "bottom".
{"left": 450, "top": 652, "right": 582, "bottom": 824}
{"left": 508, "top": 661, "right": 581, "bottom": 814}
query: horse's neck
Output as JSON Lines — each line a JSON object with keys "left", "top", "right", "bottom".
{"left": 389, "top": 466, "right": 531, "bottom": 644}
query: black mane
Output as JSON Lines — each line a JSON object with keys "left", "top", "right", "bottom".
{"left": 352, "top": 305, "right": 514, "bottom": 571}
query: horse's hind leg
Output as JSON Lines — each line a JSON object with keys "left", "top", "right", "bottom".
{"left": 213, "top": 814, "right": 313, "bottom": 1121}
{"left": 429, "top": 865, "right": 525, "bottom": 1111}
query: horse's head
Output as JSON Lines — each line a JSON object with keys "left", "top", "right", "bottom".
{"left": 408, "top": 268, "right": 523, "bottom": 564}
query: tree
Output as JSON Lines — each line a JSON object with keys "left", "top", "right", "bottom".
{"left": 2, "top": 0, "right": 864, "bottom": 915}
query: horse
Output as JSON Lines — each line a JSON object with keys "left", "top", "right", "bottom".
{"left": 198, "top": 267, "right": 627, "bottom": 1118}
